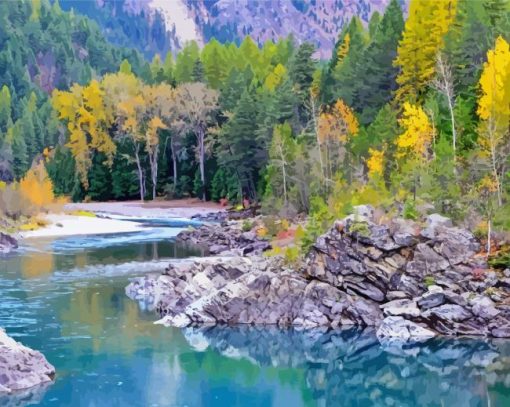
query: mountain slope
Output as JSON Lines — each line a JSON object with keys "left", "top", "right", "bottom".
{"left": 61, "top": 0, "right": 400, "bottom": 59}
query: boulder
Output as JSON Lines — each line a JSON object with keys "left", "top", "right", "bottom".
{"left": 376, "top": 316, "right": 437, "bottom": 341}
{"left": 381, "top": 299, "right": 420, "bottom": 318}
{"left": 421, "top": 304, "right": 472, "bottom": 323}
{"left": 0, "top": 328, "right": 55, "bottom": 393}
{"left": 0, "top": 233, "right": 17, "bottom": 254}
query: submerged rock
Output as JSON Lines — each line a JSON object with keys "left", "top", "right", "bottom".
{"left": 0, "top": 328, "right": 55, "bottom": 393}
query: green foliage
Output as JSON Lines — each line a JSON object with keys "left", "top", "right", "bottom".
{"left": 424, "top": 276, "right": 436, "bottom": 287}
{"left": 242, "top": 220, "right": 254, "bottom": 232}
{"left": 348, "top": 220, "right": 370, "bottom": 238}
{"left": 403, "top": 199, "right": 419, "bottom": 220}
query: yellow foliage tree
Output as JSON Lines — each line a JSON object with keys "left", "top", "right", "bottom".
{"left": 396, "top": 102, "right": 434, "bottom": 158}
{"left": 52, "top": 80, "right": 116, "bottom": 189}
{"left": 19, "top": 161, "right": 55, "bottom": 210}
{"left": 336, "top": 33, "right": 351, "bottom": 66}
{"left": 318, "top": 99, "right": 359, "bottom": 183}
{"left": 394, "top": 0, "right": 457, "bottom": 103}
{"left": 264, "top": 63, "right": 287, "bottom": 92}
{"left": 477, "top": 36, "right": 510, "bottom": 206}
{"left": 367, "top": 148, "right": 384, "bottom": 178}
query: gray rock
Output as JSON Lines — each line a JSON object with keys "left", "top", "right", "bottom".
{"left": 491, "top": 326, "right": 510, "bottom": 338}
{"left": 0, "top": 233, "right": 17, "bottom": 254}
{"left": 422, "top": 304, "right": 472, "bottom": 323}
{"left": 417, "top": 292, "right": 445, "bottom": 310}
{"left": 376, "top": 316, "right": 437, "bottom": 341}
{"left": 0, "top": 328, "right": 55, "bottom": 393}
{"left": 351, "top": 205, "right": 374, "bottom": 220}
{"left": 381, "top": 299, "right": 420, "bottom": 318}
{"left": 421, "top": 214, "right": 453, "bottom": 239}
{"left": 407, "top": 243, "right": 450, "bottom": 275}
{"left": 470, "top": 295, "right": 500, "bottom": 320}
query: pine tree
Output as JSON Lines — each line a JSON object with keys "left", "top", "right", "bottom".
{"left": 0, "top": 85, "right": 12, "bottom": 133}
{"left": 191, "top": 59, "right": 205, "bottom": 83}
{"left": 354, "top": 0, "right": 404, "bottom": 124}
{"left": 217, "top": 89, "right": 260, "bottom": 199}
{"left": 174, "top": 41, "right": 200, "bottom": 84}
{"left": 202, "top": 39, "right": 228, "bottom": 89}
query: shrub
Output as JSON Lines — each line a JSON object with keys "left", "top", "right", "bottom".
{"left": 349, "top": 220, "right": 370, "bottom": 238}
{"left": 423, "top": 275, "right": 436, "bottom": 287}
{"left": 242, "top": 220, "right": 254, "bottom": 232}
{"left": 403, "top": 199, "right": 419, "bottom": 220}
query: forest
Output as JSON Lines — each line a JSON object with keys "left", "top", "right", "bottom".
{"left": 0, "top": 0, "right": 510, "bottom": 248}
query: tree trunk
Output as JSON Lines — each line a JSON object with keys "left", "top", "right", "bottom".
{"left": 447, "top": 97, "right": 457, "bottom": 166}
{"left": 134, "top": 143, "right": 144, "bottom": 202}
{"left": 278, "top": 143, "right": 288, "bottom": 204}
{"left": 197, "top": 127, "right": 206, "bottom": 201}
{"left": 310, "top": 92, "right": 325, "bottom": 183}
{"left": 148, "top": 147, "right": 159, "bottom": 201}
{"left": 489, "top": 124, "right": 503, "bottom": 206}
{"left": 171, "top": 138, "right": 178, "bottom": 190}
{"left": 487, "top": 218, "right": 492, "bottom": 260}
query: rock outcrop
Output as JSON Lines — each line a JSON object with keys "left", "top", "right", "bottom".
{"left": 0, "top": 328, "right": 55, "bottom": 393}
{"left": 128, "top": 209, "right": 510, "bottom": 339}
{"left": 0, "top": 233, "right": 17, "bottom": 254}
{"left": 176, "top": 222, "right": 271, "bottom": 256}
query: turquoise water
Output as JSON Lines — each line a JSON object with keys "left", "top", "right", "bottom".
{"left": 1, "top": 220, "right": 510, "bottom": 406}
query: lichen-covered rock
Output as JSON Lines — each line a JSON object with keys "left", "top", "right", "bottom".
{"left": 0, "top": 328, "right": 55, "bottom": 393}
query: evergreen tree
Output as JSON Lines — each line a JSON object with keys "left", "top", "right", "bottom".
{"left": 191, "top": 59, "right": 205, "bottom": 83}
{"left": 217, "top": 89, "right": 261, "bottom": 199}
{"left": 353, "top": 0, "right": 404, "bottom": 124}
{"left": 202, "top": 39, "right": 228, "bottom": 89}
{"left": 174, "top": 41, "right": 200, "bottom": 83}
{"left": 0, "top": 85, "right": 12, "bottom": 133}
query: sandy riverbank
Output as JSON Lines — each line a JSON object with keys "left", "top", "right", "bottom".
{"left": 65, "top": 199, "right": 224, "bottom": 219}
{"left": 19, "top": 214, "right": 144, "bottom": 239}
{"left": 20, "top": 199, "right": 223, "bottom": 239}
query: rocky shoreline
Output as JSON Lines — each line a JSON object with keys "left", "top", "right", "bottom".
{"left": 0, "top": 233, "right": 17, "bottom": 254}
{"left": 0, "top": 328, "right": 55, "bottom": 394}
{"left": 127, "top": 207, "right": 510, "bottom": 340}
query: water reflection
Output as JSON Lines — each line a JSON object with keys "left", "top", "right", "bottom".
{"left": 2, "top": 225, "right": 510, "bottom": 406}
{"left": 182, "top": 325, "right": 510, "bottom": 406}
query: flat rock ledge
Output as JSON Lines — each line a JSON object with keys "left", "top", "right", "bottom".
{"left": 127, "top": 209, "right": 510, "bottom": 340}
{"left": 0, "top": 328, "right": 55, "bottom": 393}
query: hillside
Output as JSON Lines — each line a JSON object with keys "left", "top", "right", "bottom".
{"left": 60, "top": 0, "right": 398, "bottom": 59}
{"left": 0, "top": 0, "right": 148, "bottom": 182}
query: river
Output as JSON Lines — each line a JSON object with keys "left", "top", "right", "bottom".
{"left": 1, "top": 219, "right": 510, "bottom": 406}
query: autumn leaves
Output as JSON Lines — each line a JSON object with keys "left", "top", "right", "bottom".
{"left": 52, "top": 73, "right": 219, "bottom": 201}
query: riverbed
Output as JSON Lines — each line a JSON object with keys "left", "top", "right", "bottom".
{"left": 1, "top": 218, "right": 510, "bottom": 406}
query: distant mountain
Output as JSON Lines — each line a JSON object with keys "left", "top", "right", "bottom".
{"left": 59, "top": 0, "right": 400, "bottom": 59}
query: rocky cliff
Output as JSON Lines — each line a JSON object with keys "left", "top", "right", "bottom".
{"left": 127, "top": 208, "right": 510, "bottom": 339}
